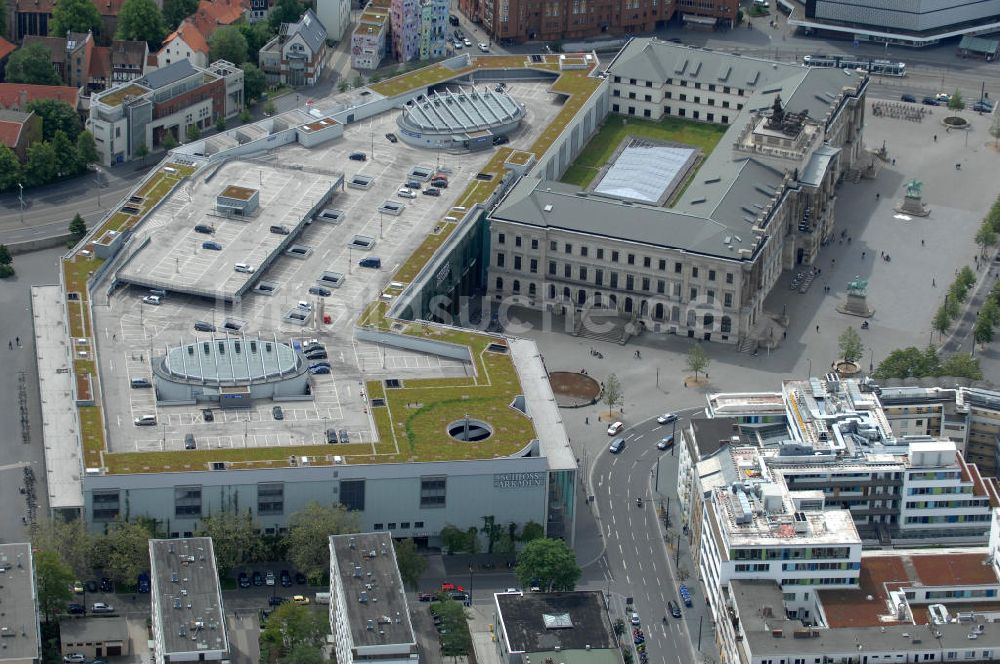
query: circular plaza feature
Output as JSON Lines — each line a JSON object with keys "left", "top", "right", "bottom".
{"left": 548, "top": 371, "right": 601, "bottom": 408}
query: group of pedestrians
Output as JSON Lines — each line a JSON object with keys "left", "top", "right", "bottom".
{"left": 8, "top": 336, "right": 20, "bottom": 350}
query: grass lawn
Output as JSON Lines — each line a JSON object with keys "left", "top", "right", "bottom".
{"left": 559, "top": 115, "right": 728, "bottom": 188}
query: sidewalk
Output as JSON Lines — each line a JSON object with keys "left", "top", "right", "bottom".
{"left": 467, "top": 604, "right": 503, "bottom": 664}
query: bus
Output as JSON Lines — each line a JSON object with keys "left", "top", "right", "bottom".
{"left": 802, "top": 54, "right": 907, "bottom": 77}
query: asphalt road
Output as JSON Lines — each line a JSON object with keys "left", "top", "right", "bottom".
{"left": 590, "top": 408, "right": 712, "bottom": 664}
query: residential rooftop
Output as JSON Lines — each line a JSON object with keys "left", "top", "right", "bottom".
{"left": 495, "top": 591, "right": 616, "bottom": 654}
{"left": 0, "top": 544, "right": 39, "bottom": 662}
{"left": 149, "top": 538, "right": 228, "bottom": 658}
{"left": 330, "top": 533, "right": 415, "bottom": 649}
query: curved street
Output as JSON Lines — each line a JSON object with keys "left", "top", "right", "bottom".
{"left": 589, "top": 408, "right": 714, "bottom": 664}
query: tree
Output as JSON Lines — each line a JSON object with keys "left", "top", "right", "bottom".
{"left": 0, "top": 145, "right": 22, "bottom": 192}
{"left": 0, "top": 0, "right": 7, "bottom": 37}
{"left": 34, "top": 550, "right": 74, "bottom": 623}
{"left": 520, "top": 521, "right": 544, "bottom": 543}
{"left": 948, "top": 89, "right": 965, "bottom": 113}
{"left": 69, "top": 213, "right": 87, "bottom": 242}
{"left": 238, "top": 21, "right": 275, "bottom": 60}
{"left": 602, "top": 372, "right": 622, "bottom": 418}
{"left": 269, "top": 0, "right": 305, "bottom": 30}
{"left": 162, "top": 131, "right": 178, "bottom": 150}
{"left": 975, "top": 316, "right": 994, "bottom": 345}
{"left": 933, "top": 305, "right": 952, "bottom": 339}
{"left": 958, "top": 265, "right": 977, "bottom": 290}
{"left": 215, "top": 116, "right": 227, "bottom": 132}
{"left": 838, "top": 326, "right": 864, "bottom": 364}
{"left": 263, "top": 99, "right": 276, "bottom": 116}
{"left": 25, "top": 141, "right": 60, "bottom": 186}
{"left": 393, "top": 538, "right": 427, "bottom": 589}
{"left": 874, "top": 346, "right": 939, "bottom": 380}
{"left": 116, "top": 0, "right": 167, "bottom": 49}
{"left": 239, "top": 108, "right": 252, "bottom": 123}
{"left": 50, "top": 0, "right": 101, "bottom": 37}
{"left": 52, "top": 130, "right": 80, "bottom": 177}
{"left": 135, "top": 142, "right": 149, "bottom": 166}
{"left": 5, "top": 42, "right": 62, "bottom": 85}
{"left": 30, "top": 518, "right": 91, "bottom": 592}
{"left": 209, "top": 25, "right": 248, "bottom": 65}
{"left": 515, "top": 538, "right": 581, "bottom": 592}
{"left": 91, "top": 518, "right": 153, "bottom": 587}
{"left": 27, "top": 99, "right": 82, "bottom": 142}
{"left": 195, "top": 512, "right": 260, "bottom": 577}
{"left": 939, "top": 352, "right": 983, "bottom": 380}
{"left": 0, "top": 244, "right": 13, "bottom": 277}
{"left": 260, "top": 602, "right": 328, "bottom": 653}
{"left": 976, "top": 223, "right": 998, "bottom": 257}
{"left": 240, "top": 62, "right": 266, "bottom": 102}
{"left": 686, "top": 344, "right": 710, "bottom": 380}
{"left": 186, "top": 123, "right": 201, "bottom": 141}
{"left": 277, "top": 644, "right": 326, "bottom": 664}
{"left": 338, "top": 79, "right": 349, "bottom": 93}
{"left": 286, "top": 502, "right": 359, "bottom": 583}
{"left": 162, "top": 0, "right": 197, "bottom": 28}
{"left": 76, "top": 130, "right": 99, "bottom": 166}
{"left": 440, "top": 525, "right": 467, "bottom": 554}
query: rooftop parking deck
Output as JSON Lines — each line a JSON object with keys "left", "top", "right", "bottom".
{"left": 117, "top": 162, "right": 334, "bottom": 301}
{"left": 89, "top": 81, "right": 569, "bottom": 473}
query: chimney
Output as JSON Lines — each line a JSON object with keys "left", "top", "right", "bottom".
{"left": 18, "top": 90, "right": 28, "bottom": 111}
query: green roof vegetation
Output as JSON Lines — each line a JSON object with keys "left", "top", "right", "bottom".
{"left": 559, "top": 115, "right": 727, "bottom": 188}
{"left": 370, "top": 63, "right": 468, "bottom": 97}
{"left": 97, "top": 83, "right": 148, "bottom": 107}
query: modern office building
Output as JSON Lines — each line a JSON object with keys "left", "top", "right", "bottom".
{"left": 328, "top": 533, "right": 418, "bottom": 664}
{"left": 149, "top": 538, "right": 228, "bottom": 664}
{"left": 786, "top": 0, "right": 1000, "bottom": 47}
{"left": 352, "top": 0, "right": 391, "bottom": 69}
{"left": 0, "top": 543, "right": 40, "bottom": 664}
{"left": 88, "top": 59, "right": 244, "bottom": 165}
{"left": 492, "top": 591, "right": 619, "bottom": 664}
{"left": 488, "top": 38, "right": 867, "bottom": 348}
{"left": 259, "top": 9, "right": 329, "bottom": 86}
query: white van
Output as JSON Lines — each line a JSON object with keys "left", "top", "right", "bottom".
{"left": 314, "top": 592, "right": 330, "bottom": 604}
{"left": 234, "top": 263, "right": 255, "bottom": 273}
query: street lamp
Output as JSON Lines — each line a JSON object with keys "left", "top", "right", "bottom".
{"left": 17, "top": 183, "right": 24, "bottom": 224}
{"left": 807, "top": 357, "right": 813, "bottom": 378}
{"left": 95, "top": 167, "right": 102, "bottom": 207}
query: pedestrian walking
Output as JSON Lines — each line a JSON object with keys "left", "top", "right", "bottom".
{"left": 934, "top": 135, "right": 937, "bottom": 142}
{"left": 816, "top": 325, "right": 820, "bottom": 333}
{"left": 921, "top": 239, "right": 925, "bottom": 246}
{"left": 932, "top": 279, "right": 936, "bottom": 287}
{"left": 862, "top": 251, "right": 866, "bottom": 259}
{"left": 7, "top": 340, "right": 11, "bottom": 350}
{"left": 15, "top": 336, "right": 20, "bottom": 347}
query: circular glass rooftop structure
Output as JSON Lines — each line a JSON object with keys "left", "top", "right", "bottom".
{"left": 398, "top": 89, "right": 526, "bottom": 138}
{"left": 160, "top": 337, "right": 302, "bottom": 385}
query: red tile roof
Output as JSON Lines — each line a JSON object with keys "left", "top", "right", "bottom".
{"left": 0, "top": 120, "right": 24, "bottom": 149}
{"left": 12, "top": 0, "right": 56, "bottom": 15}
{"left": 0, "top": 37, "right": 16, "bottom": 61}
{"left": 191, "top": 0, "right": 248, "bottom": 36}
{"left": 0, "top": 83, "right": 79, "bottom": 110}
{"left": 165, "top": 19, "right": 210, "bottom": 55}
{"left": 819, "top": 552, "right": 999, "bottom": 629}
{"left": 90, "top": 46, "right": 112, "bottom": 81}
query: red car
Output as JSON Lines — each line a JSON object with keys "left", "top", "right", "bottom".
{"left": 440, "top": 582, "right": 465, "bottom": 593}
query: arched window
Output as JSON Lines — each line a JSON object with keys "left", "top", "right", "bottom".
{"left": 654, "top": 303, "right": 664, "bottom": 320}
{"left": 703, "top": 313, "right": 714, "bottom": 329}
{"left": 513, "top": 279, "right": 521, "bottom": 293}
{"left": 577, "top": 289, "right": 586, "bottom": 305}
{"left": 496, "top": 277, "right": 503, "bottom": 291}
{"left": 624, "top": 297, "right": 633, "bottom": 313}
{"left": 548, "top": 284, "right": 556, "bottom": 299}
{"left": 528, "top": 283, "right": 536, "bottom": 296}
{"left": 721, "top": 316, "right": 732, "bottom": 334}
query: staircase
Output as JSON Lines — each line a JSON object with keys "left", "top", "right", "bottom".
{"left": 574, "top": 316, "right": 631, "bottom": 345}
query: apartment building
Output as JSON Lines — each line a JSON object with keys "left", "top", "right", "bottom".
{"left": 88, "top": 59, "right": 243, "bottom": 165}
{"left": 488, "top": 39, "right": 866, "bottom": 347}
{"left": 259, "top": 9, "right": 328, "bottom": 86}
{"left": 156, "top": 0, "right": 249, "bottom": 69}
{"left": 351, "top": 0, "right": 390, "bottom": 69}
{"left": 22, "top": 33, "right": 148, "bottom": 93}
{"left": 316, "top": 0, "right": 351, "bottom": 41}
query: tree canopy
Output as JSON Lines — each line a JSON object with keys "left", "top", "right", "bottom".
{"left": 394, "top": 538, "right": 427, "bottom": 589}
{"left": 0, "top": 146, "right": 22, "bottom": 192}
{"left": 286, "top": 502, "right": 359, "bottom": 583}
{"left": 162, "top": 0, "right": 197, "bottom": 28}
{"left": 874, "top": 346, "right": 982, "bottom": 381}
{"left": 240, "top": 62, "right": 266, "bottom": 102}
{"left": 209, "top": 25, "right": 248, "bottom": 65}
{"left": 50, "top": 0, "right": 102, "bottom": 37}
{"left": 602, "top": 372, "right": 622, "bottom": 417}
{"left": 686, "top": 344, "right": 710, "bottom": 379}
{"left": 195, "top": 511, "right": 261, "bottom": 576}
{"left": 838, "top": 326, "right": 864, "bottom": 364}
{"left": 91, "top": 518, "right": 153, "bottom": 587}
{"left": 27, "top": 99, "right": 82, "bottom": 142}
{"left": 116, "top": 0, "right": 168, "bottom": 48}
{"left": 5, "top": 42, "right": 62, "bottom": 85}
{"left": 34, "top": 550, "right": 74, "bottom": 623}
{"left": 515, "top": 538, "right": 581, "bottom": 592}
{"left": 260, "top": 603, "right": 328, "bottom": 660}
{"left": 269, "top": 0, "right": 305, "bottom": 30}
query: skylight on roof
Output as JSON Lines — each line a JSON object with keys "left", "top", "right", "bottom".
{"left": 542, "top": 613, "right": 574, "bottom": 629}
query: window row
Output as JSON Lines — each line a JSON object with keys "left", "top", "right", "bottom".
{"left": 373, "top": 521, "right": 426, "bottom": 531}
{"left": 611, "top": 75, "right": 745, "bottom": 96}
{"left": 611, "top": 88, "right": 743, "bottom": 110}
{"left": 612, "top": 102, "right": 730, "bottom": 123}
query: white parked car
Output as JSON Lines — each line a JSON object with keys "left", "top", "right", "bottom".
{"left": 631, "top": 612, "right": 641, "bottom": 626}
{"left": 453, "top": 40, "right": 463, "bottom": 49}
{"left": 657, "top": 412, "right": 678, "bottom": 425}
{"left": 397, "top": 187, "right": 417, "bottom": 199}
{"left": 142, "top": 295, "right": 161, "bottom": 305}
{"left": 478, "top": 43, "right": 490, "bottom": 52}
{"left": 91, "top": 602, "right": 114, "bottom": 614}
{"left": 463, "top": 38, "right": 472, "bottom": 47}
{"left": 234, "top": 262, "right": 255, "bottom": 273}
{"left": 607, "top": 421, "right": 624, "bottom": 435}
